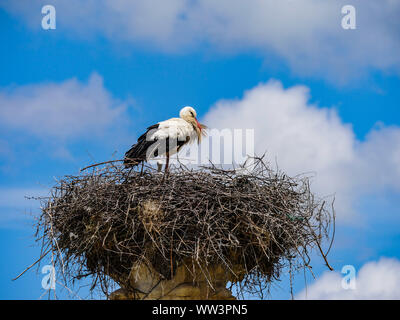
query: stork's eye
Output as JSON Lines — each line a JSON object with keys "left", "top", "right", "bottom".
{"left": 190, "top": 111, "right": 194, "bottom": 117}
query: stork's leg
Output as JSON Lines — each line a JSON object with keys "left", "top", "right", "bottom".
{"left": 140, "top": 161, "right": 144, "bottom": 175}
{"left": 165, "top": 153, "right": 170, "bottom": 173}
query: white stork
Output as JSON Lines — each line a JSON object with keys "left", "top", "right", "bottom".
{"left": 124, "top": 106, "right": 206, "bottom": 172}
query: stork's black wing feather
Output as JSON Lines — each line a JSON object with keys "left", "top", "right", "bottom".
{"left": 124, "top": 124, "right": 159, "bottom": 167}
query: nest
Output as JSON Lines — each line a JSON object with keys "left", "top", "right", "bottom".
{"left": 32, "top": 157, "right": 334, "bottom": 299}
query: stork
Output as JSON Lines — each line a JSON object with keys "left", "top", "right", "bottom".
{"left": 124, "top": 106, "right": 206, "bottom": 172}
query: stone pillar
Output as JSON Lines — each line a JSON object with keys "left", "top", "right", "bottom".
{"left": 109, "top": 261, "right": 236, "bottom": 300}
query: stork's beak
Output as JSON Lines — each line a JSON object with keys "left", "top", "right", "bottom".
{"left": 195, "top": 118, "right": 202, "bottom": 131}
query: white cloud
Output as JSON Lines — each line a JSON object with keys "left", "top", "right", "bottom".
{"left": 2, "top": 0, "right": 399, "bottom": 80}
{"left": 0, "top": 73, "right": 128, "bottom": 139}
{"left": 296, "top": 258, "right": 400, "bottom": 299}
{"left": 202, "top": 80, "right": 400, "bottom": 222}
{"left": 357, "top": 127, "right": 400, "bottom": 194}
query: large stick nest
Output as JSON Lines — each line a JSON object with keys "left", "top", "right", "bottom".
{"left": 34, "top": 157, "right": 334, "bottom": 299}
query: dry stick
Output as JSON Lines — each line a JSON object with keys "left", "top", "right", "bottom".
{"left": 56, "top": 280, "right": 83, "bottom": 300}
{"left": 306, "top": 201, "right": 334, "bottom": 271}
{"left": 12, "top": 248, "right": 52, "bottom": 281}
{"left": 325, "top": 198, "right": 336, "bottom": 257}
{"left": 80, "top": 159, "right": 125, "bottom": 172}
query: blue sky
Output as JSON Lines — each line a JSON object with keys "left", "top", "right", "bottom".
{"left": 1, "top": 1, "right": 400, "bottom": 299}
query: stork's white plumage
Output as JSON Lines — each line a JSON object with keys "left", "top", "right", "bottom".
{"left": 124, "top": 106, "right": 206, "bottom": 172}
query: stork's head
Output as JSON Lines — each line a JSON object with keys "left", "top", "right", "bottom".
{"left": 179, "top": 106, "right": 206, "bottom": 141}
{"left": 179, "top": 106, "right": 197, "bottom": 119}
